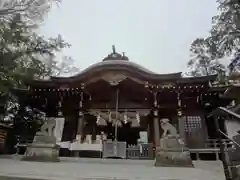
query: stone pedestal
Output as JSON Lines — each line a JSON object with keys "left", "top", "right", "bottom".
{"left": 22, "top": 132, "right": 60, "bottom": 162}
{"left": 155, "top": 136, "right": 193, "bottom": 167}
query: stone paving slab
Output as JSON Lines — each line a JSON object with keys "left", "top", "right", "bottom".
{"left": 0, "top": 157, "right": 224, "bottom": 180}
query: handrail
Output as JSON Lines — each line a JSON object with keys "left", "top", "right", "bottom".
{"left": 211, "top": 107, "right": 240, "bottom": 120}
{"left": 210, "top": 106, "right": 240, "bottom": 149}
{"left": 218, "top": 129, "right": 240, "bottom": 149}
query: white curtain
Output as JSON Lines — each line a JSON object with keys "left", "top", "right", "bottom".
{"left": 54, "top": 117, "right": 65, "bottom": 142}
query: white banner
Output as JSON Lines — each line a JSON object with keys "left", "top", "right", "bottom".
{"left": 54, "top": 117, "right": 65, "bottom": 142}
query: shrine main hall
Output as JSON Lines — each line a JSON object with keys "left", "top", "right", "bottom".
{"left": 25, "top": 46, "right": 232, "bottom": 159}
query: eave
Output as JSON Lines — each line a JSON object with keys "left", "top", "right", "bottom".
{"left": 223, "top": 84, "right": 240, "bottom": 99}
{"left": 178, "top": 75, "right": 217, "bottom": 84}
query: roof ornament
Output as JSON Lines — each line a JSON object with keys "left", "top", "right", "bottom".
{"left": 122, "top": 52, "right": 129, "bottom": 60}
{"left": 102, "top": 45, "right": 129, "bottom": 61}
{"left": 112, "top": 45, "right": 116, "bottom": 54}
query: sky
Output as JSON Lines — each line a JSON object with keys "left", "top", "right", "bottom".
{"left": 40, "top": 0, "right": 218, "bottom": 74}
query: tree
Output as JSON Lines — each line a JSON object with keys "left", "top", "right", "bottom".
{"left": 0, "top": 13, "right": 70, "bottom": 97}
{"left": 211, "top": 0, "right": 240, "bottom": 54}
{"left": 0, "top": 1, "right": 80, "bottom": 148}
{"left": 13, "top": 106, "right": 45, "bottom": 140}
{"left": 228, "top": 51, "right": 240, "bottom": 72}
{"left": 46, "top": 56, "right": 80, "bottom": 77}
{"left": 187, "top": 37, "right": 226, "bottom": 76}
{"left": 0, "top": 3, "right": 78, "bottom": 124}
{"left": 0, "top": 0, "right": 60, "bottom": 24}
{"left": 210, "top": 0, "right": 240, "bottom": 72}
{"left": 187, "top": 0, "right": 240, "bottom": 77}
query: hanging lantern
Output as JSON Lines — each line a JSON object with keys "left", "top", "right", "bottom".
{"left": 131, "top": 112, "right": 140, "bottom": 127}
{"left": 131, "top": 119, "right": 139, "bottom": 127}
{"left": 112, "top": 119, "right": 122, "bottom": 127}
{"left": 116, "top": 120, "right": 122, "bottom": 127}
{"left": 58, "top": 101, "right": 62, "bottom": 116}
{"left": 124, "top": 112, "right": 128, "bottom": 124}
{"left": 177, "top": 110, "right": 182, "bottom": 117}
{"left": 96, "top": 113, "right": 100, "bottom": 124}
{"left": 144, "top": 82, "right": 149, "bottom": 88}
{"left": 154, "top": 92, "right": 158, "bottom": 107}
{"left": 96, "top": 113, "right": 107, "bottom": 126}
{"left": 108, "top": 111, "right": 112, "bottom": 122}
{"left": 111, "top": 111, "right": 122, "bottom": 127}
{"left": 136, "top": 112, "right": 140, "bottom": 124}
{"left": 79, "top": 101, "right": 82, "bottom": 108}
{"left": 58, "top": 111, "right": 62, "bottom": 116}
{"left": 78, "top": 111, "right": 83, "bottom": 116}
{"left": 79, "top": 91, "right": 83, "bottom": 108}
{"left": 58, "top": 101, "right": 62, "bottom": 108}
{"left": 177, "top": 93, "right": 181, "bottom": 107}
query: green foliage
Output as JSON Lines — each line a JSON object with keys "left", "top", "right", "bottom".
{"left": 188, "top": 0, "right": 240, "bottom": 77}
{"left": 0, "top": 0, "right": 79, "bottom": 125}
{"left": 188, "top": 37, "right": 226, "bottom": 76}
{"left": 211, "top": 0, "right": 240, "bottom": 55}
{"left": 0, "top": 13, "right": 70, "bottom": 96}
{"left": 0, "top": 0, "right": 80, "bottom": 143}
{"left": 0, "top": 0, "right": 61, "bottom": 24}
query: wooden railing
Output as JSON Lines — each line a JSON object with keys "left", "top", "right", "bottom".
{"left": 189, "top": 139, "right": 233, "bottom": 160}
{"left": 126, "top": 139, "right": 232, "bottom": 160}
{"left": 126, "top": 143, "right": 154, "bottom": 160}
{"left": 204, "top": 139, "right": 233, "bottom": 149}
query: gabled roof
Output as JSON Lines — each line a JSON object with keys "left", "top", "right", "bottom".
{"left": 50, "top": 60, "right": 182, "bottom": 82}
{"left": 27, "top": 46, "right": 218, "bottom": 87}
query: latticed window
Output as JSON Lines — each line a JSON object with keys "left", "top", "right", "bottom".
{"left": 183, "top": 116, "right": 202, "bottom": 133}
{"left": 179, "top": 115, "right": 206, "bottom": 148}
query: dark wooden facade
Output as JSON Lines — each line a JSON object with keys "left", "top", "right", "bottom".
{"left": 23, "top": 48, "right": 232, "bottom": 155}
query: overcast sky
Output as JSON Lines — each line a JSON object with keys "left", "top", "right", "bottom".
{"left": 40, "top": 0, "right": 218, "bottom": 74}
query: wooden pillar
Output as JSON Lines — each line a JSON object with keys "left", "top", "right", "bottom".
{"left": 147, "top": 120, "right": 151, "bottom": 143}
{"left": 92, "top": 122, "right": 96, "bottom": 142}
{"left": 76, "top": 91, "right": 84, "bottom": 141}
{"left": 153, "top": 110, "right": 160, "bottom": 147}
{"left": 76, "top": 112, "right": 84, "bottom": 141}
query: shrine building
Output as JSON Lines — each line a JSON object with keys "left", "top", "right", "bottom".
{"left": 22, "top": 46, "right": 233, "bottom": 159}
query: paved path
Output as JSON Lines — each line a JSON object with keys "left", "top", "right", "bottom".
{"left": 0, "top": 157, "right": 225, "bottom": 180}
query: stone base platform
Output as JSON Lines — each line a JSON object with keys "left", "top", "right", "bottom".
{"left": 22, "top": 133, "right": 60, "bottom": 162}
{"left": 0, "top": 157, "right": 225, "bottom": 180}
{"left": 155, "top": 148, "right": 193, "bottom": 167}
{"left": 155, "top": 137, "right": 193, "bottom": 167}
{"left": 22, "top": 143, "right": 60, "bottom": 162}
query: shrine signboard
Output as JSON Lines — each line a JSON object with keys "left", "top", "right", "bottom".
{"left": 102, "top": 141, "right": 127, "bottom": 159}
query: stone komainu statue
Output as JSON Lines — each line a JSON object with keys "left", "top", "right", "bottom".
{"left": 155, "top": 119, "right": 193, "bottom": 167}
{"left": 160, "top": 118, "right": 177, "bottom": 137}
{"left": 38, "top": 118, "right": 56, "bottom": 137}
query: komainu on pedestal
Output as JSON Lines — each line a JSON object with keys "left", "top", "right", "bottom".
{"left": 154, "top": 118, "right": 193, "bottom": 167}
{"left": 22, "top": 118, "right": 60, "bottom": 162}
